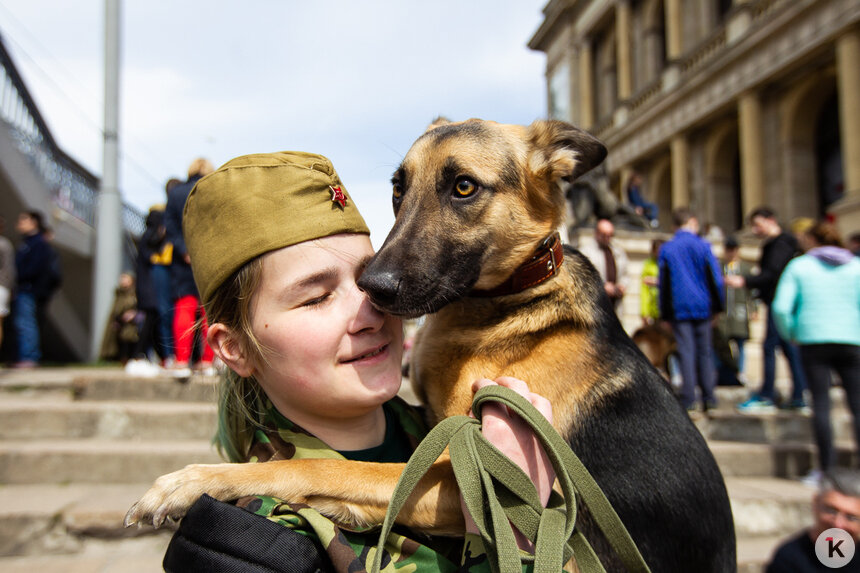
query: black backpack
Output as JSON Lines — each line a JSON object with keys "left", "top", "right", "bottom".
{"left": 163, "top": 494, "right": 334, "bottom": 573}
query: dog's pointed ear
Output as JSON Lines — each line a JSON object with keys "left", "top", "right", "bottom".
{"left": 527, "top": 120, "right": 607, "bottom": 181}
{"left": 425, "top": 116, "right": 452, "bottom": 132}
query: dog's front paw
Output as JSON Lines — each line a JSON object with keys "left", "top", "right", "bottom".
{"left": 124, "top": 463, "right": 232, "bottom": 528}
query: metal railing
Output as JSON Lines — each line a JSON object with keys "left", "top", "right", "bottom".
{"left": 0, "top": 31, "right": 145, "bottom": 237}
{"left": 595, "top": 0, "right": 788, "bottom": 140}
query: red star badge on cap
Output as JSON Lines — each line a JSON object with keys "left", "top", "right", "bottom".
{"left": 330, "top": 185, "right": 347, "bottom": 208}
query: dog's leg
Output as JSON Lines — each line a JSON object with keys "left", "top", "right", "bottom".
{"left": 125, "top": 457, "right": 464, "bottom": 535}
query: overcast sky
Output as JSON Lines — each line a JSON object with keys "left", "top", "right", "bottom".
{"left": 0, "top": 1, "right": 549, "bottom": 248}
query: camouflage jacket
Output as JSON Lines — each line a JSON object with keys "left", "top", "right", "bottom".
{"left": 235, "top": 397, "right": 507, "bottom": 572}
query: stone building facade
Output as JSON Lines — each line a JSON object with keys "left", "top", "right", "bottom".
{"left": 529, "top": 0, "right": 860, "bottom": 237}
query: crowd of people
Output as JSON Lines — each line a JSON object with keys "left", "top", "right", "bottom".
{"left": 100, "top": 159, "right": 218, "bottom": 378}
{"left": 0, "top": 159, "right": 220, "bottom": 376}
{"left": 582, "top": 206, "right": 860, "bottom": 489}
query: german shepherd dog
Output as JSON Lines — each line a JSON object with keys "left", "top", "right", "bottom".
{"left": 127, "top": 119, "right": 736, "bottom": 571}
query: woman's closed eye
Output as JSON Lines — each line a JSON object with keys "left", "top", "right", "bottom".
{"left": 301, "top": 292, "right": 332, "bottom": 308}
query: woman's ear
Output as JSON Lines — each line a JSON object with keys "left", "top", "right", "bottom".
{"left": 207, "top": 323, "right": 254, "bottom": 377}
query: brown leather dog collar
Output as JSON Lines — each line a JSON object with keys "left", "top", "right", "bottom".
{"left": 470, "top": 232, "right": 564, "bottom": 298}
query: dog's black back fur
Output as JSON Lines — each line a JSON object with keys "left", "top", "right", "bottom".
{"left": 566, "top": 247, "right": 736, "bottom": 571}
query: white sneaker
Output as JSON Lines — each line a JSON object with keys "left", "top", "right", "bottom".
{"left": 168, "top": 362, "right": 193, "bottom": 379}
{"left": 124, "top": 359, "right": 160, "bottom": 378}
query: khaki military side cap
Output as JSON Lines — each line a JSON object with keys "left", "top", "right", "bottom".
{"left": 183, "top": 151, "right": 370, "bottom": 304}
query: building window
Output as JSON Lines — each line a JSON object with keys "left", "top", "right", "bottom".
{"left": 594, "top": 27, "right": 618, "bottom": 121}
{"left": 548, "top": 61, "right": 571, "bottom": 121}
{"left": 717, "top": 0, "right": 733, "bottom": 22}
{"left": 816, "top": 93, "right": 844, "bottom": 214}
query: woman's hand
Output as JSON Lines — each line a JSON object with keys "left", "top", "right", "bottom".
{"left": 461, "top": 376, "right": 556, "bottom": 551}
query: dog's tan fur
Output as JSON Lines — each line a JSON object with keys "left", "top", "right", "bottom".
{"left": 410, "top": 278, "right": 622, "bottom": 435}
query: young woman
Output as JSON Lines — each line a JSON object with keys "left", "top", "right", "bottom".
{"left": 771, "top": 221, "right": 860, "bottom": 484}
{"left": 161, "top": 151, "right": 555, "bottom": 572}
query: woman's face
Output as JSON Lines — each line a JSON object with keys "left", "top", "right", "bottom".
{"left": 248, "top": 234, "right": 404, "bottom": 423}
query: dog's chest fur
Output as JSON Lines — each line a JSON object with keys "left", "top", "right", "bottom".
{"left": 408, "top": 256, "right": 626, "bottom": 436}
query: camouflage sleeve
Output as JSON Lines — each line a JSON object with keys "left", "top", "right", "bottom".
{"left": 239, "top": 495, "right": 492, "bottom": 572}
{"left": 461, "top": 534, "right": 493, "bottom": 571}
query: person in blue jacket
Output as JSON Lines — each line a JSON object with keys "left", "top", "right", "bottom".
{"left": 658, "top": 207, "right": 725, "bottom": 412}
{"left": 11, "top": 210, "right": 59, "bottom": 367}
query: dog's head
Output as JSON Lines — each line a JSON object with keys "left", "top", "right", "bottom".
{"left": 358, "top": 118, "right": 606, "bottom": 316}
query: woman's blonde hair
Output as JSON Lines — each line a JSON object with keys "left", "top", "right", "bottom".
{"left": 205, "top": 257, "right": 268, "bottom": 462}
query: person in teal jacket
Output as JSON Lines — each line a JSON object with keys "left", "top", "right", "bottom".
{"left": 772, "top": 221, "right": 860, "bottom": 480}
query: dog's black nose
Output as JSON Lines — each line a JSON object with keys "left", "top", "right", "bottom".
{"left": 357, "top": 271, "right": 401, "bottom": 310}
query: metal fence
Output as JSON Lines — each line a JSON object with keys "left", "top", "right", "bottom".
{"left": 0, "top": 31, "right": 145, "bottom": 237}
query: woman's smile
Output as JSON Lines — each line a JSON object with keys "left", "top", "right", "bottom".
{"left": 341, "top": 343, "right": 390, "bottom": 365}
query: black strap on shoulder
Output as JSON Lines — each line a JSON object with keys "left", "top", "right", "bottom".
{"left": 163, "top": 494, "right": 333, "bottom": 573}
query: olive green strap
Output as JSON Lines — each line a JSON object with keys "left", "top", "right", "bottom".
{"left": 371, "top": 385, "right": 650, "bottom": 573}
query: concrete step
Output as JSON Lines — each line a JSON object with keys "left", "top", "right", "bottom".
{"left": 0, "top": 483, "right": 173, "bottom": 557}
{"left": 0, "top": 399, "right": 217, "bottom": 441}
{"left": 710, "top": 440, "right": 857, "bottom": 478}
{"left": 0, "top": 439, "right": 221, "bottom": 484}
{"left": 712, "top": 382, "right": 851, "bottom": 411}
{"left": 0, "top": 535, "right": 170, "bottom": 572}
{"left": 0, "top": 367, "right": 218, "bottom": 403}
{"left": 0, "top": 372, "right": 76, "bottom": 401}
{"left": 726, "top": 476, "right": 813, "bottom": 538}
{"left": 72, "top": 375, "right": 218, "bottom": 403}
{"left": 692, "top": 409, "right": 855, "bottom": 444}
{"left": 737, "top": 534, "right": 791, "bottom": 573}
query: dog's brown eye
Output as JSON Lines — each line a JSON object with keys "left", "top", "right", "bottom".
{"left": 455, "top": 178, "right": 477, "bottom": 197}
{"left": 392, "top": 183, "right": 403, "bottom": 199}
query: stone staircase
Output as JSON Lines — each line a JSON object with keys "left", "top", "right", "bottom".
{"left": 0, "top": 367, "right": 220, "bottom": 572}
{"left": 695, "top": 385, "right": 858, "bottom": 572}
{"left": 0, "top": 366, "right": 851, "bottom": 572}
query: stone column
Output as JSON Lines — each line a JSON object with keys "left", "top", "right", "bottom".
{"left": 738, "top": 91, "right": 765, "bottom": 214}
{"left": 671, "top": 135, "right": 690, "bottom": 209}
{"left": 837, "top": 30, "right": 860, "bottom": 197}
{"left": 579, "top": 40, "right": 595, "bottom": 130}
{"left": 830, "top": 27, "right": 860, "bottom": 234}
{"left": 664, "top": 0, "right": 683, "bottom": 60}
{"left": 568, "top": 45, "right": 581, "bottom": 127}
{"left": 616, "top": 0, "right": 633, "bottom": 100}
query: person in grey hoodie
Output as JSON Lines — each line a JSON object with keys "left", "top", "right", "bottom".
{"left": 772, "top": 221, "right": 860, "bottom": 480}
